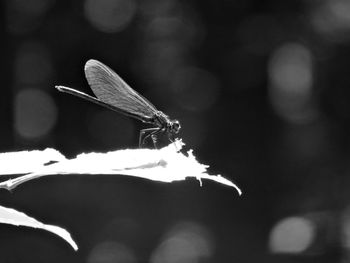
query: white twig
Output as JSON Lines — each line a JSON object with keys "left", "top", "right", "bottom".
{"left": 0, "top": 140, "right": 241, "bottom": 251}
{"left": 0, "top": 140, "right": 241, "bottom": 195}
{"left": 0, "top": 205, "right": 78, "bottom": 251}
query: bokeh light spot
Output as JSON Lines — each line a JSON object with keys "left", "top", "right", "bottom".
{"left": 151, "top": 221, "right": 213, "bottom": 263}
{"left": 15, "top": 88, "right": 57, "bottom": 139}
{"left": 311, "top": 0, "right": 350, "bottom": 41}
{"left": 268, "top": 43, "right": 316, "bottom": 123}
{"left": 84, "top": 0, "right": 136, "bottom": 33}
{"left": 88, "top": 241, "right": 136, "bottom": 263}
{"left": 269, "top": 216, "right": 315, "bottom": 254}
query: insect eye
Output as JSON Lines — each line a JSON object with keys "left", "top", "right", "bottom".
{"left": 172, "top": 120, "right": 181, "bottom": 133}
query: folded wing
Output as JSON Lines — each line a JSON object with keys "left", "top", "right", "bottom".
{"left": 84, "top": 59, "right": 158, "bottom": 121}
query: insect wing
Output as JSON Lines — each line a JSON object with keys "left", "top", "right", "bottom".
{"left": 84, "top": 59, "right": 158, "bottom": 121}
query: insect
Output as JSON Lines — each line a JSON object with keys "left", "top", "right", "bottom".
{"left": 55, "top": 59, "right": 181, "bottom": 147}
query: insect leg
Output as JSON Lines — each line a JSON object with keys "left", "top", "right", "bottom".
{"left": 139, "top": 128, "right": 158, "bottom": 147}
{"left": 167, "top": 132, "right": 175, "bottom": 143}
{"left": 149, "top": 128, "right": 167, "bottom": 148}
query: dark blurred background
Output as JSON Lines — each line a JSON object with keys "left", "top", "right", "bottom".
{"left": 1, "top": 0, "right": 350, "bottom": 262}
